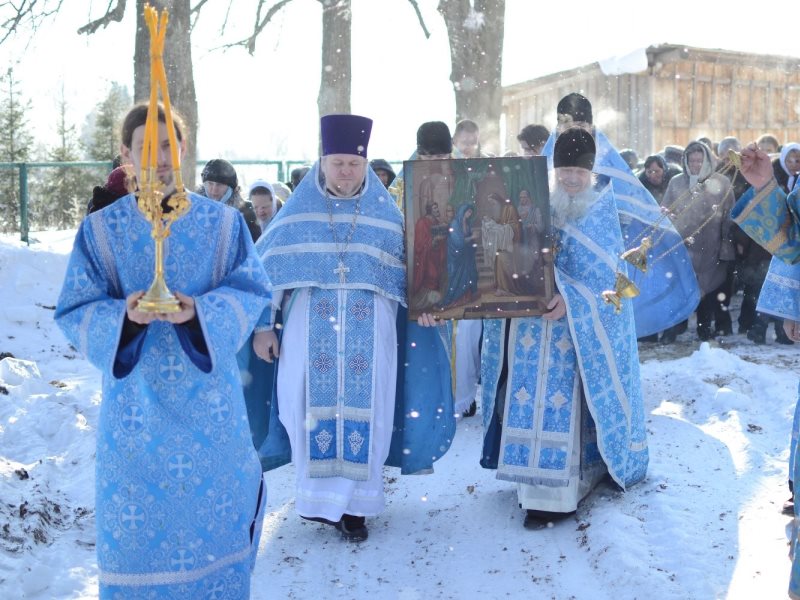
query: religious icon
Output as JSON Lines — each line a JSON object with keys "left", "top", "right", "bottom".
{"left": 403, "top": 156, "right": 555, "bottom": 320}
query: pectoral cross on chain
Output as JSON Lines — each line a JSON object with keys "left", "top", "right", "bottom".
{"left": 334, "top": 260, "right": 350, "bottom": 284}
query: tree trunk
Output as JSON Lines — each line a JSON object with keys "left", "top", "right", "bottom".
{"left": 438, "top": 0, "right": 505, "bottom": 154}
{"left": 134, "top": 0, "right": 197, "bottom": 189}
{"left": 317, "top": 0, "right": 351, "bottom": 152}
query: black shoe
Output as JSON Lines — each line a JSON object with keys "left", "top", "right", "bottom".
{"left": 747, "top": 329, "right": 766, "bottom": 345}
{"left": 776, "top": 327, "right": 795, "bottom": 345}
{"left": 638, "top": 334, "right": 659, "bottom": 343}
{"left": 715, "top": 326, "right": 733, "bottom": 337}
{"left": 462, "top": 400, "right": 477, "bottom": 418}
{"left": 659, "top": 330, "right": 677, "bottom": 344}
{"left": 783, "top": 496, "right": 794, "bottom": 515}
{"left": 300, "top": 515, "right": 340, "bottom": 527}
{"left": 336, "top": 514, "right": 368, "bottom": 541}
{"left": 523, "top": 509, "right": 575, "bottom": 530}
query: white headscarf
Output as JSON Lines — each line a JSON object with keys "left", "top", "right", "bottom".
{"left": 248, "top": 178, "right": 279, "bottom": 231}
{"left": 779, "top": 143, "right": 800, "bottom": 191}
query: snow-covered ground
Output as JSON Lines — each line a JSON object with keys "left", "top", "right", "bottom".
{"left": 1, "top": 230, "right": 798, "bottom": 599}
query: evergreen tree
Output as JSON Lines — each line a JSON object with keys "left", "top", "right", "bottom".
{"left": 85, "top": 82, "right": 130, "bottom": 161}
{"left": 38, "top": 85, "right": 96, "bottom": 229}
{"left": 0, "top": 68, "right": 34, "bottom": 233}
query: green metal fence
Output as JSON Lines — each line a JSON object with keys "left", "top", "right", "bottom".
{"left": 0, "top": 160, "right": 113, "bottom": 244}
{"left": 0, "top": 159, "right": 307, "bottom": 244}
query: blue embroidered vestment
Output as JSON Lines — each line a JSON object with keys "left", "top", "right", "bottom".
{"left": 732, "top": 181, "right": 800, "bottom": 598}
{"left": 481, "top": 186, "right": 649, "bottom": 492}
{"left": 55, "top": 193, "right": 270, "bottom": 599}
{"left": 252, "top": 164, "right": 455, "bottom": 478}
{"left": 542, "top": 129, "right": 700, "bottom": 337}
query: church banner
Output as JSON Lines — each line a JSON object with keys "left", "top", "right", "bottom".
{"left": 404, "top": 156, "right": 554, "bottom": 320}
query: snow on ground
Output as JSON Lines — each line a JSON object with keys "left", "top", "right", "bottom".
{"left": 0, "top": 230, "right": 798, "bottom": 599}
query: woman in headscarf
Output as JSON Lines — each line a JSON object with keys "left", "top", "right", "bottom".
{"left": 774, "top": 142, "right": 800, "bottom": 194}
{"left": 661, "top": 141, "right": 735, "bottom": 341}
{"left": 638, "top": 154, "right": 673, "bottom": 204}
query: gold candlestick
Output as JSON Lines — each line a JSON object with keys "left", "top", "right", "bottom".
{"left": 137, "top": 233, "right": 180, "bottom": 313}
{"left": 135, "top": 3, "right": 191, "bottom": 314}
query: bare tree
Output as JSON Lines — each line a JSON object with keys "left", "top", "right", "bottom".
{"left": 0, "top": 0, "right": 198, "bottom": 186}
{"left": 226, "top": 0, "right": 430, "bottom": 145}
{"left": 131, "top": 0, "right": 197, "bottom": 188}
{"left": 77, "top": 0, "right": 197, "bottom": 188}
{"left": 0, "top": 0, "right": 504, "bottom": 168}
{"left": 438, "top": 0, "right": 505, "bottom": 153}
{"left": 318, "top": 0, "right": 351, "bottom": 118}
{"left": 225, "top": 0, "right": 355, "bottom": 128}
{"left": 0, "top": 0, "right": 65, "bottom": 46}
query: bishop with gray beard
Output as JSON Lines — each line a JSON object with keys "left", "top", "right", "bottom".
{"left": 479, "top": 126, "right": 650, "bottom": 530}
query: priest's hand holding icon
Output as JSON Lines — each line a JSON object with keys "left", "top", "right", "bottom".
{"left": 417, "top": 312, "right": 440, "bottom": 327}
{"left": 254, "top": 330, "right": 280, "bottom": 362}
{"left": 542, "top": 294, "right": 566, "bottom": 321}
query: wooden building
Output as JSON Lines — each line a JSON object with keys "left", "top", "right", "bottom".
{"left": 502, "top": 44, "right": 800, "bottom": 157}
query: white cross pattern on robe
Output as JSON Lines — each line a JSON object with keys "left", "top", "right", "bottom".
{"left": 122, "top": 404, "right": 145, "bottom": 432}
{"left": 334, "top": 260, "right": 350, "bottom": 284}
{"left": 168, "top": 453, "right": 193, "bottom": 479}
{"left": 68, "top": 266, "right": 90, "bottom": 291}
{"left": 120, "top": 503, "right": 146, "bottom": 531}
{"left": 240, "top": 259, "right": 259, "bottom": 279}
{"left": 170, "top": 549, "right": 195, "bottom": 571}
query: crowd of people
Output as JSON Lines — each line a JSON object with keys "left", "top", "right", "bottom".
{"left": 53, "top": 93, "right": 800, "bottom": 598}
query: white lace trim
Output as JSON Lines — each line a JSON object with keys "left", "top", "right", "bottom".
{"left": 99, "top": 546, "right": 250, "bottom": 587}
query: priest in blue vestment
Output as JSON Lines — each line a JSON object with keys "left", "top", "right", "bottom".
{"left": 541, "top": 93, "right": 700, "bottom": 339}
{"left": 729, "top": 143, "right": 800, "bottom": 599}
{"left": 55, "top": 104, "right": 271, "bottom": 599}
{"left": 252, "top": 114, "right": 454, "bottom": 542}
{"left": 481, "top": 128, "right": 649, "bottom": 528}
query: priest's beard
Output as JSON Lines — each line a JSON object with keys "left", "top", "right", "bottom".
{"left": 549, "top": 181, "right": 596, "bottom": 228}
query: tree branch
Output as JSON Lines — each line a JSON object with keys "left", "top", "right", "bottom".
{"left": 189, "top": 0, "right": 211, "bottom": 30}
{"left": 220, "top": 0, "right": 293, "bottom": 55}
{"left": 77, "top": 0, "right": 127, "bottom": 36}
{"left": 1, "top": 0, "right": 65, "bottom": 46}
{"left": 190, "top": 0, "right": 212, "bottom": 16}
{"left": 219, "top": 0, "right": 234, "bottom": 37}
{"left": 406, "top": 0, "right": 430, "bottom": 39}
